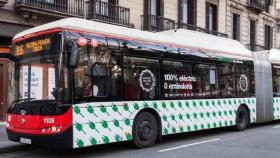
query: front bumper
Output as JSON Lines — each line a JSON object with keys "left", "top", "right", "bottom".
{"left": 6, "top": 127, "right": 73, "bottom": 149}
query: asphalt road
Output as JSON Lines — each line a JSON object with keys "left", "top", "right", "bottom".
{"left": 1, "top": 121, "right": 280, "bottom": 158}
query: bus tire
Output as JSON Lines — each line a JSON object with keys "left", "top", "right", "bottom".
{"left": 132, "top": 112, "right": 158, "bottom": 149}
{"left": 235, "top": 106, "right": 250, "bottom": 131}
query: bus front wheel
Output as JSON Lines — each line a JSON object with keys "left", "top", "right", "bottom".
{"left": 235, "top": 106, "right": 250, "bottom": 131}
{"left": 132, "top": 112, "right": 158, "bottom": 148}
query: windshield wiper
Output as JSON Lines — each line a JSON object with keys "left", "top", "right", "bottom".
{"left": 12, "top": 98, "right": 35, "bottom": 104}
{"left": 9, "top": 98, "right": 35, "bottom": 110}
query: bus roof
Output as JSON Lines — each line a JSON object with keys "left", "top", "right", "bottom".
{"left": 13, "top": 18, "right": 252, "bottom": 60}
{"left": 269, "top": 49, "right": 280, "bottom": 64}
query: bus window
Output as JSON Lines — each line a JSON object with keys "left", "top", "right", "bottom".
{"left": 194, "top": 64, "right": 219, "bottom": 98}
{"left": 219, "top": 64, "right": 235, "bottom": 98}
{"left": 163, "top": 61, "right": 193, "bottom": 99}
{"left": 249, "top": 65, "right": 255, "bottom": 97}
{"left": 90, "top": 47, "right": 110, "bottom": 97}
{"left": 74, "top": 45, "right": 123, "bottom": 101}
{"left": 109, "top": 54, "right": 122, "bottom": 98}
{"left": 18, "top": 53, "right": 66, "bottom": 100}
{"left": 73, "top": 46, "right": 92, "bottom": 99}
{"left": 272, "top": 65, "right": 280, "bottom": 97}
{"left": 236, "top": 65, "right": 251, "bottom": 98}
{"left": 123, "top": 57, "right": 159, "bottom": 100}
{"left": 93, "top": 52, "right": 123, "bottom": 99}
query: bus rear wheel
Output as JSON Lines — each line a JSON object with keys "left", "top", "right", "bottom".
{"left": 235, "top": 106, "right": 250, "bottom": 131}
{"left": 132, "top": 112, "right": 158, "bottom": 148}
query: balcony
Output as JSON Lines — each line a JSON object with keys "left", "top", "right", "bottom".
{"left": 247, "top": 0, "right": 266, "bottom": 13}
{"left": 141, "top": 15, "right": 175, "bottom": 32}
{"left": 246, "top": 44, "right": 265, "bottom": 51}
{"left": 0, "top": 0, "right": 8, "bottom": 7}
{"left": 14, "top": 0, "right": 84, "bottom": 19}
{"left": 178, "top": 23, "right": 228, "bottom": 38}
{"left": 85, "top": 0, "right": 130, "bottom": 27}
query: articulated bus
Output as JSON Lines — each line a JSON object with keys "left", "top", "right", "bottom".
{"left": 3, "top": 18, "right": 280, "bottom": 149}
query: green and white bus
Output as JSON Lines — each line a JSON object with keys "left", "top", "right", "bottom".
{"left": 4, "top": 18, "right": 280, "bottom": 149}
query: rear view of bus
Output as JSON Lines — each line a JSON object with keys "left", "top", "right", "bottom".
{"left": 6, "top": 30, "right": 74, "bottom": 148}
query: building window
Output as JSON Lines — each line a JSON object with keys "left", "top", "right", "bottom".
{"left": 178, "top": 0, "right": 196, "bottom": 25}
{"left": 206, "top": 2, "right": 218, "bottom": 31}
{"left": 250, "top": 20, "right": 256, "bottom": 46}
{"left": 45, "top": 0, "right": 55, "bottom": 4}
{"left": 265, "top": 0, "right": 272, "bottom": 13}
{"left": 95, "top": 0, "right": 118, "bottom": 17}
{"left": 264, "top": 25, "right": 273, "bottom": 50}
{"left": 144, "top": 0, "right": 164, "bottom": 16}
{"left": 151, "top": 0, "right": 157, "bottom": 15}
{"left": 0, "top": 36, "right": 12, "bottom": 46}
{"left": 232, "top": 13, "right": 240, "bottom": 41}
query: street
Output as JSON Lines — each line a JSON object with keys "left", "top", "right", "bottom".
{"left": 1, "top": 121, "right": 280, "bottom": 158}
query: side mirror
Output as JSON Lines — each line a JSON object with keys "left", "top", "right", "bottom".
{"left": 70, "top": 44, "right": 80, "bottom": 68}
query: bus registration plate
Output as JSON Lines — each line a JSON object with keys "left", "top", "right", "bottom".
{"left": 19, "top": 138, "right": 31, "bottom": 144}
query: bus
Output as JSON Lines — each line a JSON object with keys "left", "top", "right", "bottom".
{"left": 3, "top": 18, "right": 280, "bottom": 149}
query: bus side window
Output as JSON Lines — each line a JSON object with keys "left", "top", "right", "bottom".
{"left": 73, "top": 46, "right": 91, "bottom": 100}
{"left": 108, "top": 54, "right": 122, "bottom": 98}
{"left": 235, "top": 65, "right": 251, "bottom": 98}
{"left": 194, "top": 64, "right": 210, "bottom": 98}
{"left": 272, "top": 65, "right": 280, "bottom": 97}
{"left": 89, "top": 47, "right": 122, "bottom": 99}
{"left": 74, "top": 45, "right": 111, "bottom": 101}
{"left": 162, "top": 61, "right": 193, "bottom": 99}
{"left": 249, "top": 65, "right": 255, "bottom": 97}
{"left": 123, "top": 57, "right": 159, "bottom": 100}
{"left": 209, "top": 65, "right": 219, "bottom": 98}
{"left": 194, "top": 64, "right": 219, "bottom": 99}
{"left": 219, "top": 64, "right": 235, "bottom": 98}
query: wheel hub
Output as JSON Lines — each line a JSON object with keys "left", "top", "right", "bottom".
{"left": 137, "top": 120, "right": 153, "bottom": 141}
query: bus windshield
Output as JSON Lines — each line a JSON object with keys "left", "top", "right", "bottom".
{"left": 13, "top": 33, "right": 70, "bottom": 103}
{"left": 19, "top": 54, "right": 61, "bottom": 100}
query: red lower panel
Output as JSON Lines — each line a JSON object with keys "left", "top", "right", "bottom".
{"left": 6, "top": 107, "right": 72, "bottom": 135}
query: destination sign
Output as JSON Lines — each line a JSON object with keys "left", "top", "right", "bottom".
{"left": 15, "top": 38, "right": 51, "bottom": 56}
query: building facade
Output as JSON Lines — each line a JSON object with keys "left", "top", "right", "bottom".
{"left": 276, "top": 0, "right": 280, "bottom": 48}
{"left": 137, "top": 0, "right": 228, "bottom": 37}
{"left": 226, "top": 0, "right": 277, "bottom": 51}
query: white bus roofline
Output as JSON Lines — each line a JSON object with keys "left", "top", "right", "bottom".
{"left": 14, "top": 18, "right": 252, "bottom": 60}
{"left": 268, "top": 49, "right": 280, "bottom": 64}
